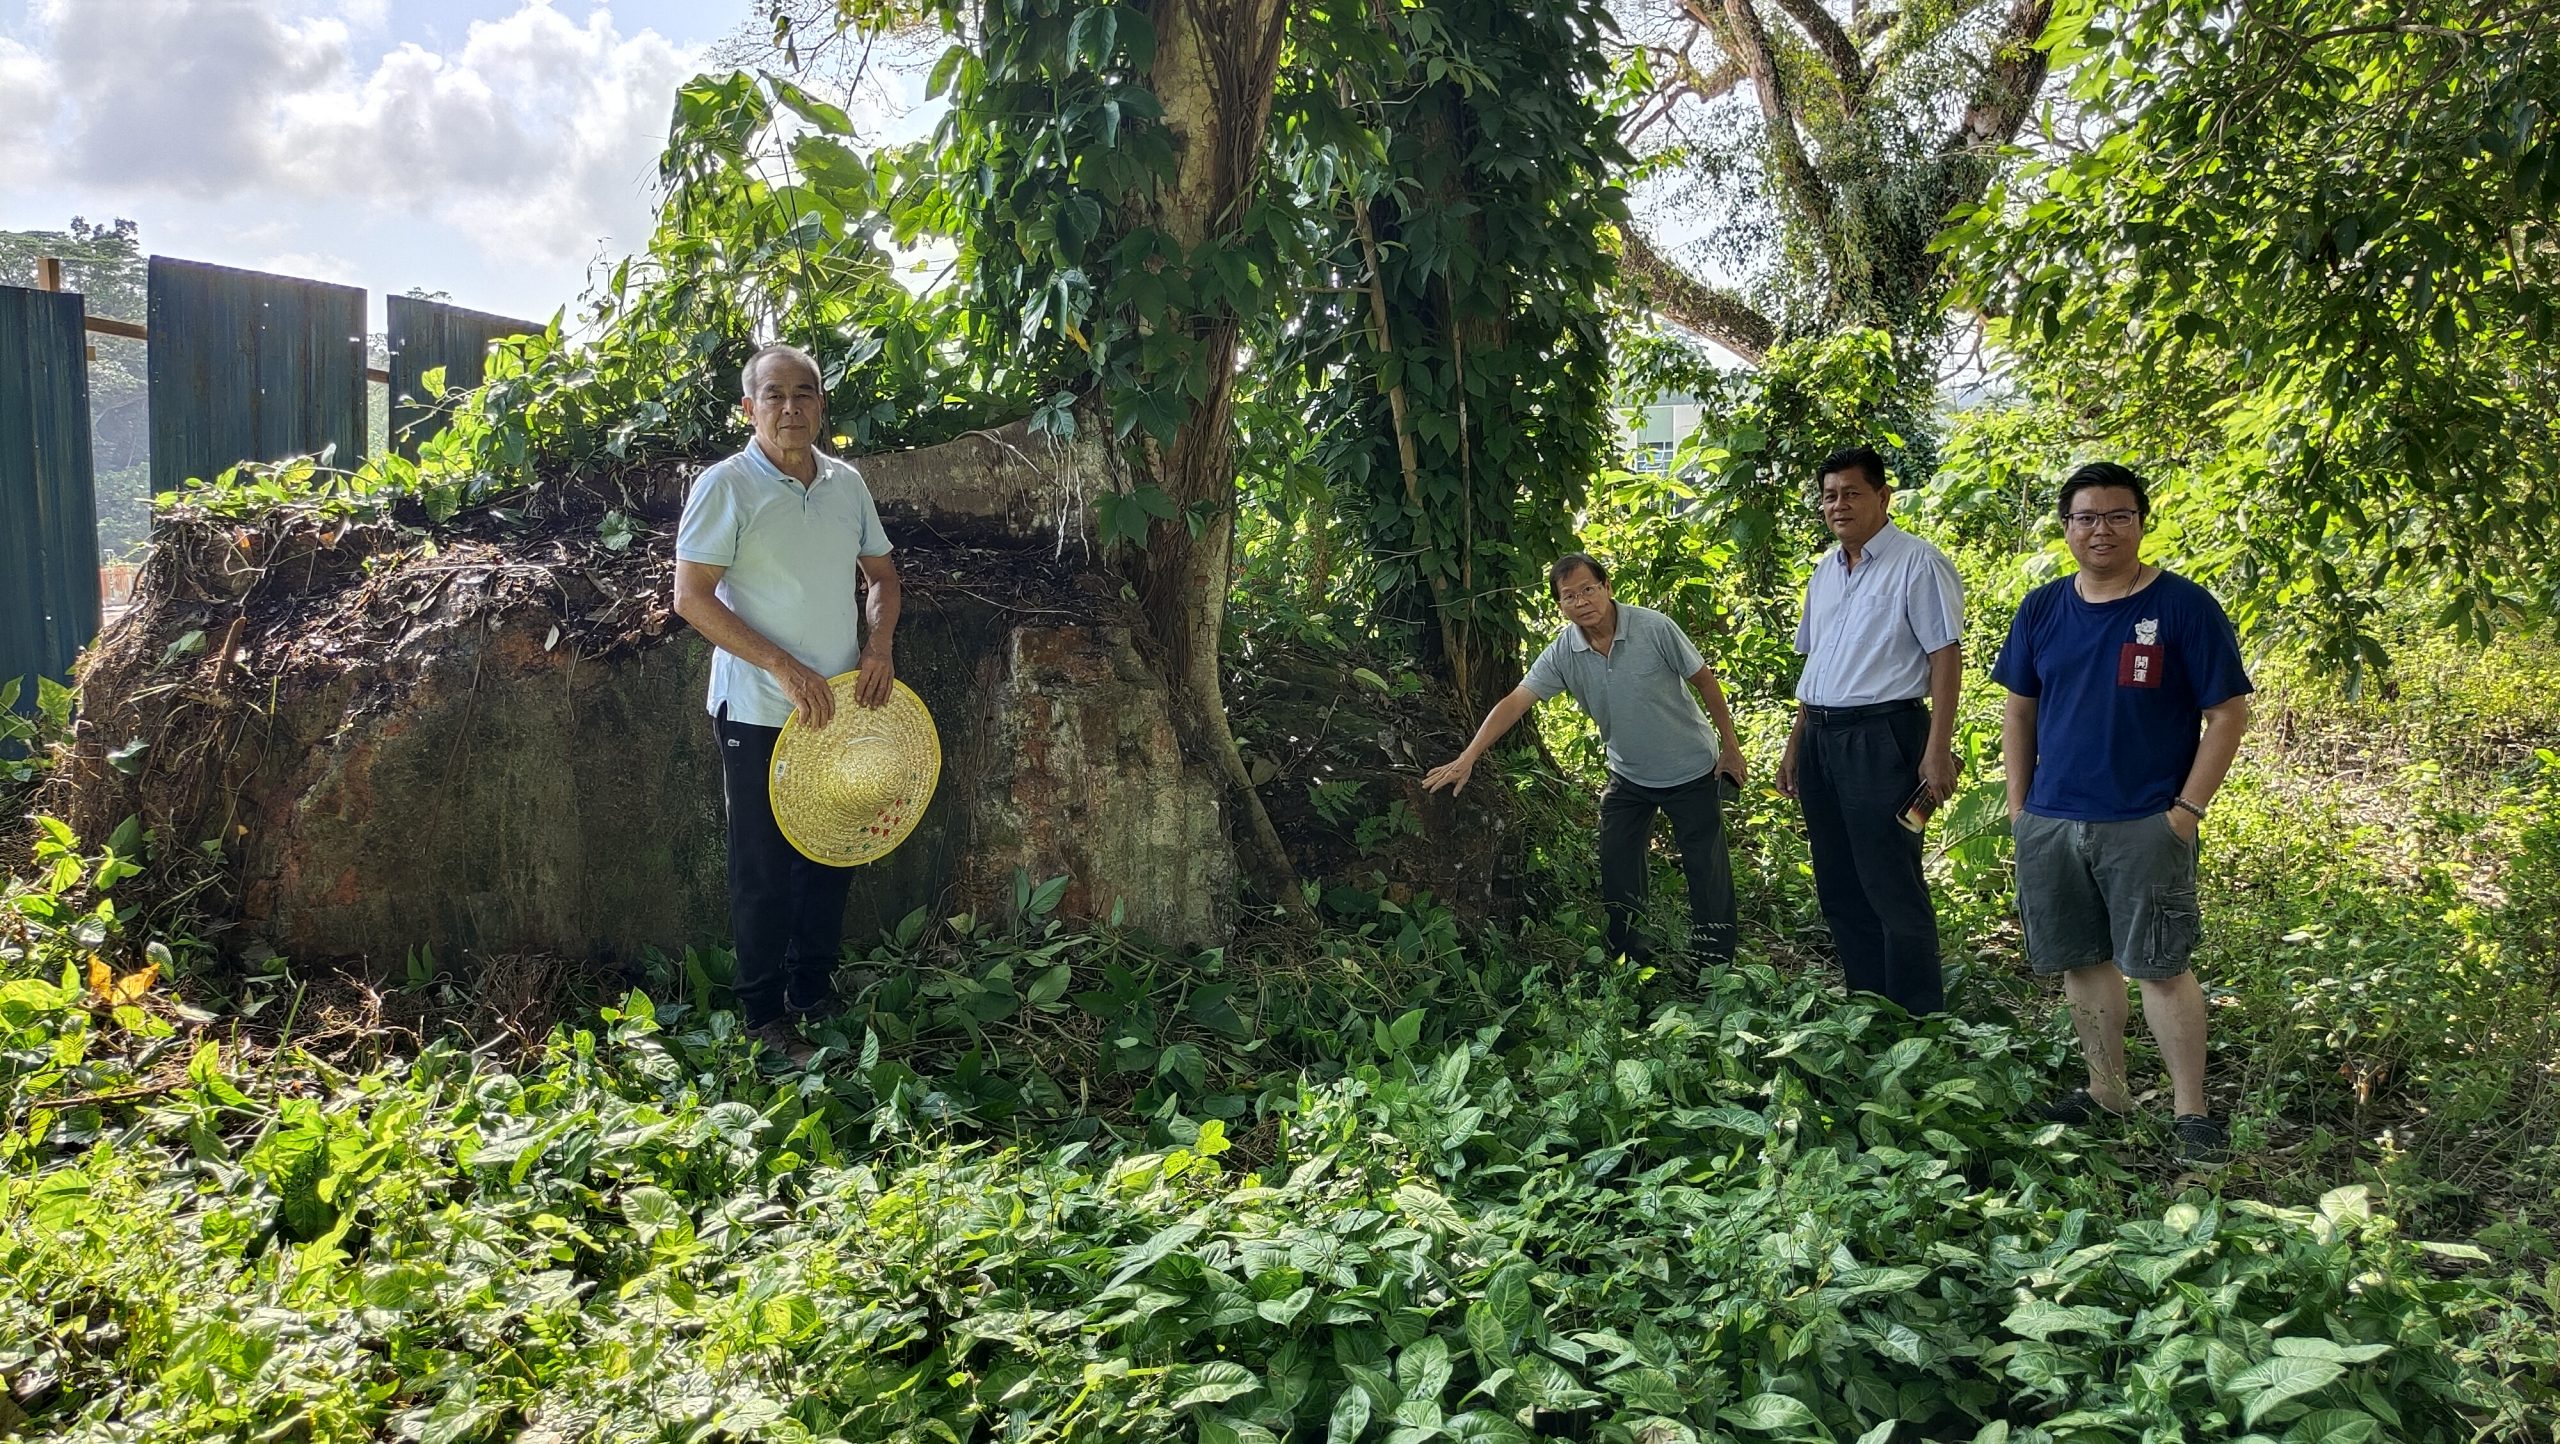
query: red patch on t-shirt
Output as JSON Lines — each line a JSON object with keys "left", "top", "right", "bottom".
{"left": 2117, "top": 642, "right": 2165, "bottom": 688}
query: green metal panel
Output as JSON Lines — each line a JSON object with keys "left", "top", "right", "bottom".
{"left": 146, "top": 256, "right": 367, "bottom": 496}
{"left": 386, "top": 295, "right": 534, "bottom": 458}
{"left": 0, "top": 283, "right": 101, "bottom": 700}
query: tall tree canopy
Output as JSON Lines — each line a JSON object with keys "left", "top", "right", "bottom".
{"left": 1948, "top": 0, "right": 2560, "bottom": 659}
{"left": 1610, "top": 0, "right": 2055, "bottom": 363}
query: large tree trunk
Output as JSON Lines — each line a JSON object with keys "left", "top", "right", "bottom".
{"left": 1122, "top": 0, "right": 1301, "bottom": 907}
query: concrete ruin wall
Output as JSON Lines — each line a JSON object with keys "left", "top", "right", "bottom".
{"left": 53, "top": 420, "right": 1238, "bottom": 966}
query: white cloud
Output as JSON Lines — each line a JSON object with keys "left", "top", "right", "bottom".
{"left": 0, "top": 37, "right": 61, "bottom": 145}
{"left": 19, "top": 0, "right": 698, "bottom": 268}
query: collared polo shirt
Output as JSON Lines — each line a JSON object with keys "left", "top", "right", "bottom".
{"left": 674, "top": 437, "right": 894, "bottom": 728}
{"left": 1522, "top": 603, "right": 1721, "bottom": 788}
{"left": 1793, "top": 521, "right": 1965, "bottom": 707}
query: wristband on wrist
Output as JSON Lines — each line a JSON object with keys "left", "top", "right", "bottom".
{"left": 2172, "top": 796, "right": 2208, "bottom": 819}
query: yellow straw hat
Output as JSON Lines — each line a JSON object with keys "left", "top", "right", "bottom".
{"left": 769, "top": 672, "right": 942, "bottom": 866}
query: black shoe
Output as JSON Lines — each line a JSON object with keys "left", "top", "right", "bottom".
{"left": 749, "top": 1019, "right": 817, "bottom": 1069}
{"left": 2039, "top": 1087, "right": 2103, "bottom": 1125}
{"left": 1686, "top": 924, "right": 1737, "bottom": 968}
{"left": 2172, "top": 1113, "right": 2229, "bottom": 1168}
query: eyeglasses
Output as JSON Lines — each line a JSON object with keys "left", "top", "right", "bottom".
{"left": 1557, "top": 584, "right": 1609, "bottom": 604}
{"left": 2063, "top": 509, "right": 2142, "bottom": 532}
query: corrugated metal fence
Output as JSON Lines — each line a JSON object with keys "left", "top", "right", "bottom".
{"left": 2, "top": 258, "right": 530, "bottom": 701}
{"left": 0, "top": 284, "right": 100, "bottom": 706}
{"left": 389, "top": 295, "right": 534, "bottom": 459}
{"left": 146, "top": 256, "right": 370, "bottom": 494}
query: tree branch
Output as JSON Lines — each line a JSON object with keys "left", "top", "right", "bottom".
{"left": 1621, "top": 13, "right": 1748, "bottom": 147}
{"left": 1936, "top": 0, "right": 2053, "bottom": 164}
{"left": 1771, "top": 0, "right": 1866, "bottom": 105}
{"left": 1651, "top": 42, "right": 1747, "bottom": 105}
{"left": 1620, "top": 228, "right": 1778, "bottom": 363}
{"left": 1713, "top": 0, "right": 1836, "bottom": 229}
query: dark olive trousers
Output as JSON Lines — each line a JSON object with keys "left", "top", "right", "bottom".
{"left": 1597, "top": 770, "right": 1737, "bottom": 969}
{"left": 716, "top": 707, "right": 854, "bottom": 1027}
{"left": 1796, "top": 701, "right": 1944, "bottom": 1015}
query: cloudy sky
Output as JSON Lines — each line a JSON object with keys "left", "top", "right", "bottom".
{"left": 0, "top": 0, "right": 796, "bottom": 326}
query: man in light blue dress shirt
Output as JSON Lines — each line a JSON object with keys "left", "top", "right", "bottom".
{"left": 1775, "top": 446, "right": 1964, "bottom": 1015}
{"left": 672, "top": 343, "right": 902, "bottom": 1066}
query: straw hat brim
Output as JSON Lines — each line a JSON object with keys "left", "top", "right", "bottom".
{"left": 768, "top": 672, "right": 941, "bottom": 866}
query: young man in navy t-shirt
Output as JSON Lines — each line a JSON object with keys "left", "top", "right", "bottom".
{"left": 1992, "top": 462, "right": 2253, "bottom": 1165}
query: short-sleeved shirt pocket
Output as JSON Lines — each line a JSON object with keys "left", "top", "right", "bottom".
{"left": 1842, "top": 580, "right": 1902, "bottom": 644}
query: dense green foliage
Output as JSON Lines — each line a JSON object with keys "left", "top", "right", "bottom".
{"left": 408, "top": 71, "right": 995, "bottom": 513}
{"left": 1946, "top": 0, "right": 2560, "bottom": 665}
{"left": 5, "top": 803, "right": 2556, "bottom": 1441}
{"left": 9, "top": 610, "right": 2560, "bottom": 1440}
{"left": 1275, "top": 0, "right": 1628, "bottom": 708}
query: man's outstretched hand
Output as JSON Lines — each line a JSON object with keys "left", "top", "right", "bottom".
{"left": 1422, "top": 753, "right": 1479, "bottom": 795}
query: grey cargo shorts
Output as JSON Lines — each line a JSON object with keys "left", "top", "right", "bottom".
{"left": 2013, "top": 810, "right": 2202, "bottom": 980}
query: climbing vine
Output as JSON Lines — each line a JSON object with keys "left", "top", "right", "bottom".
{"left": 1274, "top": 0, "right": 1631, "bottom": 717}
{"left": 882, "top": 0, "right": 1307, "bottom": 896}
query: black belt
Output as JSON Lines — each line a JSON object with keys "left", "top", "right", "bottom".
{"left": 1802, "top": 698, "right": 1925, "bottom": 726}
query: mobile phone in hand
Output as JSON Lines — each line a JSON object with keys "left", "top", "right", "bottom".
{"left": 1896, "top": 779, "right": 1936, "bottom": 834}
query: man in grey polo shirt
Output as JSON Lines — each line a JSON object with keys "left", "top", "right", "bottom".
{"left": 1424, "top": 553, "right": 1746, "bottom": 973}
{"left": 672, "top": 342, "right": 902, "bottom": 1067}
{"left": 1775, "top": 445, "right": 1963, "bottom": 1015}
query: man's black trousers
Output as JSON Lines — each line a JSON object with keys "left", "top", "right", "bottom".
{"left": 1597, "top": 770, "right": 1736, "bottom": 968}
{"left": 716, "top": 708, "right": 854, "bottom": 1027}
{"left": 1796, "top": 701, "right": 1944, "bottom": 1015}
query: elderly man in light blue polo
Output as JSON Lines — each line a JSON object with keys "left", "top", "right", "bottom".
{"left": 1775, "top": 444, "right": 1964, "bottom": 1015}
{"left": 1425, "top": 552, "right": 1747, "bottom": 976}
{"left": 672, "top": 342, "right": 901, "bottom": 1067}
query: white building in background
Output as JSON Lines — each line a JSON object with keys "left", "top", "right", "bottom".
{"left": 1625, "top": 391, "right": 1706, "bottom": 474}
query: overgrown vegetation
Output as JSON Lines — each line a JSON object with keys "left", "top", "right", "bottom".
{"left": 1946, "top": 0, "right": 2560, "bottom": 664}
{"left": 11, "top": 0, "right": 2560, "bottom": 1438}
{"left": 0, "top": 844, "right": 2547, "bottom": 1442}
{"left": 8, "top": 607, "right": 2560, "bottom": 1439}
